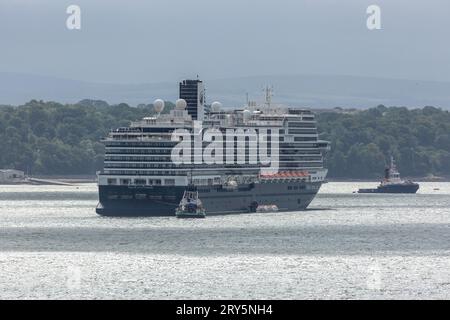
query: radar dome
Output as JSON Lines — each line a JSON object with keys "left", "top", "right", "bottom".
{"left": 211, "top": 101, "right": 222, "bottom": 112}
{"left": 176, "top": 99, "right": 187, "bottom": 110}
{"left": 153, "top": 99, "right": 165, "bottom": 113}
{"left": 243, "top": 109, "right": 251, "bottom": 121}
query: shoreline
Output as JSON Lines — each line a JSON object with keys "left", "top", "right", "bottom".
{"left": 0, "top": 177, "right": 96, "bottom": 186}
{"left": 2, "top": 178, "right": 449, "bottom": 186}
{"left": 327, "top": 177, "right": 450, "bottom": 183}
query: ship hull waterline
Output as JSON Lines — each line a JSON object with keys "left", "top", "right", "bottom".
{"left": 96, "top": 181, "right": 322, "bottom": 217}
{"left": 358, "top": 184, "right": 419, "bottom": 194}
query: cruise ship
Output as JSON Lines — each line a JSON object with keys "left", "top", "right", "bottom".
{"left": 96, "top": 79, "right": 330, "bottom": 216}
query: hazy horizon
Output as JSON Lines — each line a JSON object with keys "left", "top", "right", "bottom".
{"left": 2, "top": 72, "right": 450, "bottom": 109}
{"left": 3, "top": 70, "right": 450, "bottom": 86}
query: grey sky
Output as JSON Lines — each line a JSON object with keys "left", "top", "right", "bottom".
{"left": 0, "top": 0, "right": 449, "bottom": 83}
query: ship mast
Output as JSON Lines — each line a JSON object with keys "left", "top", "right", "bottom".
{"left": 264, "top": 85, "right": 273, "bottom": 108}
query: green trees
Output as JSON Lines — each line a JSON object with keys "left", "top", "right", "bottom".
{"left": 317, "top": 106, "right": 450, "bottom": 179}
{"left": 0, "top": 100, "right": 449, "bottom": 179}
{"left": 0, "top": 101, "right": 153, "bottom": 175}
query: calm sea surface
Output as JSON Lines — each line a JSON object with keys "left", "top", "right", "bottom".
{"left": 0, "top": 182, "right": 449, "bottom": 299}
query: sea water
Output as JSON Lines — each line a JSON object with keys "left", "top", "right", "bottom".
{"left": 0, "top": 182, "right": 449, "bottom": 299}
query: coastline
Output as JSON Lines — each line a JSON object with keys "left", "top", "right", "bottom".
{"left": 2, "top": 176, "right": 449, "bottom": 185}
{"left": 327, "top": 176, "right": 450, "bottom": 183}
{"left": 0, "top": 175, "right": 96, "bottom": 186}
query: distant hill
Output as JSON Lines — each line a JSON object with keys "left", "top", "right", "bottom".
{"left": 1, "top": 72, "right": 450, "bottom": 109}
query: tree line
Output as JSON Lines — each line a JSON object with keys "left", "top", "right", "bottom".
{"left": 0, "top": 100, "right": 449, "bottom": 179}
{"left": 0, "top": 100, "right": 172, "bottom": 175}
{"left": 318, "top": 105, "right": 450, "bottom": 179}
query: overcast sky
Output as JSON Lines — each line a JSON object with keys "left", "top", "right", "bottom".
{"left": 0, "top": 0, "right": 449, "bottom": 84}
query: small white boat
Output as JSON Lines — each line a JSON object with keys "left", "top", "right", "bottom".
{"left": 256, "top": 204, "right": 279, "bottom": 213}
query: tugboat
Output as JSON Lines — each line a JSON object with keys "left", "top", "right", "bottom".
{"left": 175, "top": 186, "right": 206, "bottom": 218}
{"left": 358, "top": 157, "right": 419, "bottom": 194}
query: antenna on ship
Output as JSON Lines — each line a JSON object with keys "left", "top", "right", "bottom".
{"left": 263, "top": 85, "right": 273, "bottom": 108}
{"left": 187, "top": 167, "right": 193, "bottom": 186}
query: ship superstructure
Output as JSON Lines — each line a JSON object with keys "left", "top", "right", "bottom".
{"left": 96, "top": 79, "right": 330, "bottom": 216}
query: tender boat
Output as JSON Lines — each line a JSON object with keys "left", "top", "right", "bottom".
{"left": 256, "top": 204, "right": 279, "bottom": 213}
{"left": 175, "top": 186, "right": 206, "bottom": 218}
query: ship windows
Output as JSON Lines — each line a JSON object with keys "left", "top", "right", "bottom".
{"left": 120, "top": 179, "right": 131, "bottom": 185}
{"left": 288, "top": 186, "right": 292, "bottom": 190}
{"left": 134, "top": 179, "right": 146, "bottom": 185}
{"left": 289, "top": 129, "right": 317, "bottom": 135}
{"left": 288, "top": 122, "right": 316, "bottom": 128}
{"left": 297, "top": 199, "right": 301, "bottom": 204}
{"left": 164, "top": 179, "right": 175, "bottom": 186}
{"left": 149, "top": 179, "right": 162, "bottom": 186}
{"left": 107, "top": 178, "right": 117, "bottom": 185}
{"left": 294, "top": 137, "right": 317, "bottom": 142}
